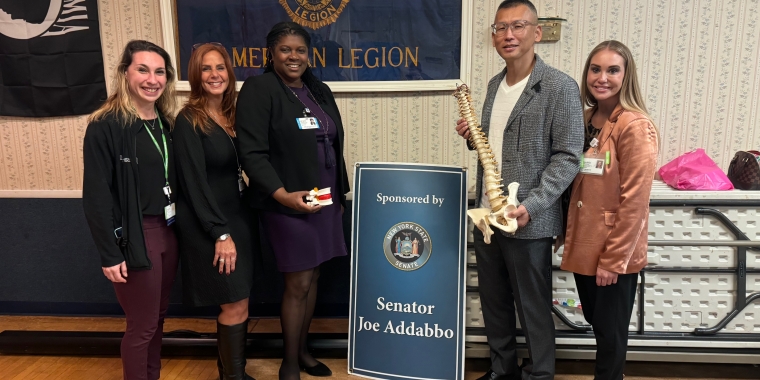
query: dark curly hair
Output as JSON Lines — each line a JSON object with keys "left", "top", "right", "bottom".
{"left": 264, "top": 22, "right": 328, "bottom": 104}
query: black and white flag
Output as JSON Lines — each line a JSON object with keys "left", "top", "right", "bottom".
{"left": 0, "top": 0, "right": 107, "bottom": 117}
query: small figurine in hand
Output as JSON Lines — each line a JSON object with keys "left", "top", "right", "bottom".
{"left": 306, "top": 187, "right": 333, "bottom": 206}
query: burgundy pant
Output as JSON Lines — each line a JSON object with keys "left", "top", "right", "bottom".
{"left": 113, "top": 215, "right": 179, "bottom": 380}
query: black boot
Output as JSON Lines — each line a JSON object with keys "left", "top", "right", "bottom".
{"left": 218, "top": 356, "right": 256, "bottom": 380}
{"left": 217, "top": 321, "right": 254, "bottom": 380}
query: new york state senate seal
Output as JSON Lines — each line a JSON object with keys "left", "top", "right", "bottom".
{"left": 279, "top": 0, "right": 350, "bottom": 30}
{"left": 383, "top": 222, "right": 432, "bottom": 271}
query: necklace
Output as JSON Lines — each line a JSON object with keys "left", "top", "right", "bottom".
{"left": 287, "top": 85, "right": 336, "bottom": 168}
{"left": 144, "top": 118, "right": 157, "bottom": 130}
{"left": 221, "top": 124, "right": 244, "bottom": 197}
{"left": 140, "top": 107, "right": 158, "bottom": 129}
{"left": 584, "top": 121, "right": 602, "bottom": 154}
{"left": 206, "top": 108, "right": 243, "bottom": 196}
{"left": 208, "top": 109, "right": 235, "bottom": 137}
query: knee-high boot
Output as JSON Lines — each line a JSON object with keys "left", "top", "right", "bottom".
{"left": 217, "top": 321, "right": 255, "bottom": 380}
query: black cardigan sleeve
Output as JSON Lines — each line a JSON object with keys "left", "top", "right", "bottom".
{"left": 172, "top": 113, "right": 231, "bottom": 240}
{"left": 82, "top": 120, "right": 124, "bottom": 267}
{"left": 236, "top": 76, "right": 285, "bottom": 197}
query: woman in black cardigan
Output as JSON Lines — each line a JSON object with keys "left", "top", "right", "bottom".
{"left": 172, "top": 43, "right": 258, "bottom": 380}
{"left": 83, "top": 40, "right": 178, "bottom": 380}
{"left": 236, "top": 22, "right": 350, "bottom": 380}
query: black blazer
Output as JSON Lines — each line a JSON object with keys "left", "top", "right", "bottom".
{"left": 236, "top": 71, "right": 350, "bottom": 214}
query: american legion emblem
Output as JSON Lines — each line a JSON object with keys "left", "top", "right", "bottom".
{"left": 279, "top": 0, "right": 350, "bottom": 30}
{"left": 383, "top": 222, "right": 432, "bottom": 271}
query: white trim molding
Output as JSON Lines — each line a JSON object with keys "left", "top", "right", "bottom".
{"left": 0, "top": 190, "right": 83, "bottom": 198}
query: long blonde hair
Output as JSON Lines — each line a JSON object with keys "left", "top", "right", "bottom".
{"left": 89, "top": 40, "right": 177, "bottom": 125}
{"left": 181, "top": 43, "right": 237, "bottom": 134}
{"left": 581, "top": 40, "right": 659, "bottom": 143}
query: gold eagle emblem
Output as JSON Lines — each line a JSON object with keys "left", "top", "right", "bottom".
{"left": 279, "top": 0, "right": 350, "bottom": 30}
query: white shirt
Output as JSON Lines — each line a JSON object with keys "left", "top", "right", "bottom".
{"left": 479, "top": 75, "right": 530, "bottom": 209}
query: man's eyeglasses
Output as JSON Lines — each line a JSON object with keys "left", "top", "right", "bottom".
{"left": 192, "top": 42, "right": 224, "bottom": 51}
{"left": 491, "top": 21, "right": 537, "bottom": 36}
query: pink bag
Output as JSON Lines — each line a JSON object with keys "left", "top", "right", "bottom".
{"left": 658, "top": 149, "right": 734, "bottom": 190}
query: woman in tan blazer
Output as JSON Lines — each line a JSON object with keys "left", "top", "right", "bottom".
{"left": 560, "top": 40, "right": 659, "bottom": 380}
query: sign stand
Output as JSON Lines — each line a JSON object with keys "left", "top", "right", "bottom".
{"left": 348, "top": 163, "right": 467, "bottom": 380}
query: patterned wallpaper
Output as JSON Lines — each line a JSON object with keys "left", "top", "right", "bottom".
{"left": 1, "top": 0, "right": 758, "bottom": 192}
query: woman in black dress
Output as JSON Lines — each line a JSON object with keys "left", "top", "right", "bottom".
{"left": 173, "top": 43, "right": 258, "bottom": 380}
{"left": 236, "top": 22, "right": 350, "bottom": 380}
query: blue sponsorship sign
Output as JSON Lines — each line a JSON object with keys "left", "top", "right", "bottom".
{"left": 174, "top": 0, "right": 462, "bottom": 82}
{"left": 348, "top": 163, "right": 467, "bottom": 380}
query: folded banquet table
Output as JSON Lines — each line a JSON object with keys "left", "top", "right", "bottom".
{"left": 464, "top": 180, "right": 760, "bottom": 364}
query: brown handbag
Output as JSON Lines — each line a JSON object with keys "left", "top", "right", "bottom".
{"left": 727, "top": 150, "right": 760, "bottom": 190}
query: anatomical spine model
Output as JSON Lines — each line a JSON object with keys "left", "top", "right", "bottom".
{"left": 453, "top": 84, "right": 519, "bottom": 244}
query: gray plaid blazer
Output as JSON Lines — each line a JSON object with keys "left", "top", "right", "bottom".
{"left": 474, "top": 54, "right": 584, "bottom": 239}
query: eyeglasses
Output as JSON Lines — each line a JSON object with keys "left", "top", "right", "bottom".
{"left": 192, "top": 42, "right": 224, "bottom": 51}
{"left": 491, "top": 20, "right": 537, "bottom": 36}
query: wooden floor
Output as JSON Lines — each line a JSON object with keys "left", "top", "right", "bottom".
{"left": 0, "top": 316, "right": 758, "bottom": 380}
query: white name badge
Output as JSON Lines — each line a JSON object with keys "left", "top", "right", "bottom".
{"left": 164, "top": 203, "right": 176, "bottom": 225}
{"left": 297, "top": 117, "right": 320, "bottom": 130}
{"left": 580, "top": 157, "right": 605, "bottom": 176}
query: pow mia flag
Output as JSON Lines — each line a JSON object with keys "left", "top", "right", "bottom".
{"left": 0, "top": 0, "right": 107, "bottom": 117}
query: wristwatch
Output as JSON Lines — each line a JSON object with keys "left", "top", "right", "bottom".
{"left": 217, "top": 233, "right": 230, "bottom": 241}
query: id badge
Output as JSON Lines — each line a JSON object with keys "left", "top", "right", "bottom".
{"left": 296, "top": 117, "right": 320, "bottom": 130}
{"left": 164, "top": 203, "right": 176, "bottom": 225}
{"left": 238, "top": 178, "right": 245, "bottom": 193}
{"left": 580, "top": 157, "right": 605, "bottom": 176}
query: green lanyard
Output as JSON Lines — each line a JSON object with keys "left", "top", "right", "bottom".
{"left": 143, "top": 115, "right": 169, "bottom": 187}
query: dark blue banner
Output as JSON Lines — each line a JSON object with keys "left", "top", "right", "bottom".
{"left": 348, "top": 163, "right": 467, "bottom": 380}
{"left": 175, "top": 0, "right": 462, "bottom": 82}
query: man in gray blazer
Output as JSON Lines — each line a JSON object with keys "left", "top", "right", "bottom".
{"left": 456, "top": 1, "right": 584, "bottom": 379}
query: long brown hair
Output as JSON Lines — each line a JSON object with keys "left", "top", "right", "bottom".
{"left": 181, "top": 44, "right": 237, "bottom": 134}
{"left": 89, "top": 40, "right": 177, "bottom": 125}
